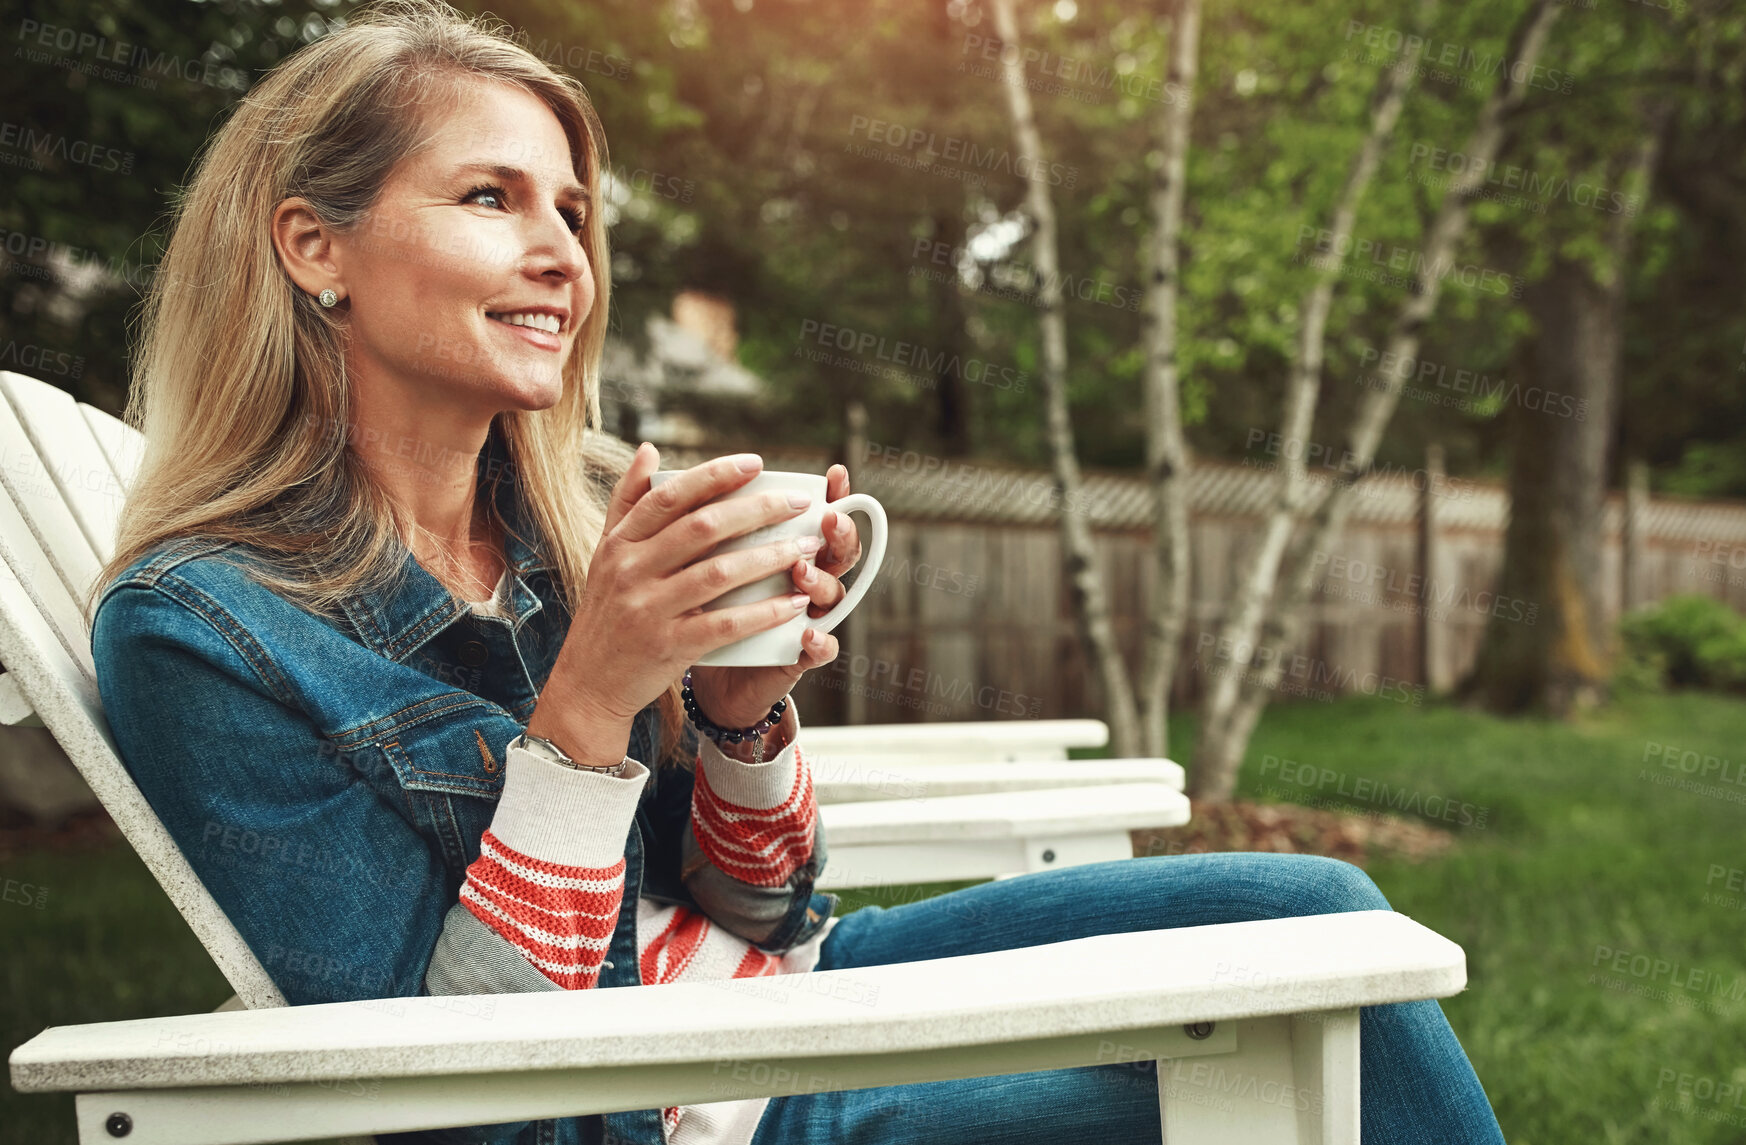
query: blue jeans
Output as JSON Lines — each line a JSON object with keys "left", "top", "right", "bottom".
{"left": 749, "top": 853, "right": 1504, "bottom": 1145}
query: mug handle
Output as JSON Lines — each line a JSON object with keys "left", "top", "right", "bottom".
{"left": 808, "top": 493, "right": 888, "bottom": 636}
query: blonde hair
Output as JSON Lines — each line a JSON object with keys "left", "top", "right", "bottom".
{"left": 90, "top": 0, "right": 687, "bottom": 762}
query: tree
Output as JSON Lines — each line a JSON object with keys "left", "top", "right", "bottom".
{"left": 1190, "top": 0, "right": 1565, "bottom": 802}
{"left": 987, "top": 0, "right": 1142, "bottom": 754}
{"left": 1136, "top": 0, "right": 1201, "bottom": 758}
{"left": 1467, "top": 100, "right": 1678, "bottom": 711}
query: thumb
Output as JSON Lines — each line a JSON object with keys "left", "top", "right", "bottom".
{"left": 603, "top": 442, "right": 659, "bottom": 535}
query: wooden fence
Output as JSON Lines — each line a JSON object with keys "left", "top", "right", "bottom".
{"left": 655, "top": 446, "right": 1746, "bottom": 727}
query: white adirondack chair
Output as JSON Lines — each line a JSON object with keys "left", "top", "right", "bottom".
{"left": 1, "top": 371, "right": 1473, "bottom": 1143}
{"left": 802, "top": 718, "right": 1109, "bottom": 760}
{"left": 0, "top": 369, "right": 1191, "bottom": 889}
{"left": 13, "top": 910, "right": 1466, "bottom": 1145}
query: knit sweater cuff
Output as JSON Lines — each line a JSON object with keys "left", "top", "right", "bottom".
{"left": 457, "top": 741, "right": 650, "bottom": 990}
{"left": 696, "top": 734, "right": 802, "bottom": 811}
{"left": 691, "top": 733, "right": 816, "bottom": 888}
{"left": 486, "top": 739, "right": 650, "bottom": 867}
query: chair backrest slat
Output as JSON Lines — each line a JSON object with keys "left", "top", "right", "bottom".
{"left": 79, "top": 400, "right": 146, "bottom": 496}
{"left": 0, "top": 375, "right": 104, "bottom": 611}
{"left": 0, "top": 460, "right": 99, "bottom": 684}
{"left": 0, "top": 372, "right": 129, "bottom": 566}
{"left": 0, "top": 373, "right": 286, "bottom": 1009}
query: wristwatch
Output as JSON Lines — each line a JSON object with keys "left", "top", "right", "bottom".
{"left": 510, "top": 732, "right": 632, "bottom": 778}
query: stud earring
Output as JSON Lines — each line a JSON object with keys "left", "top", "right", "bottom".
{"left": 318, "top": 288, "right": 339, "bottom": 308}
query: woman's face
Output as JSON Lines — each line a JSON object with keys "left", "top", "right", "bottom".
{"left": 335, "top": 78, "right": 595, "bottom": 421}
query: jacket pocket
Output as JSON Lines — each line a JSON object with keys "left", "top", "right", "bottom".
{"left": 363, "top": 696, "right": 525, "bottom": 876}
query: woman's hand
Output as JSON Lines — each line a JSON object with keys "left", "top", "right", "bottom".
{"left": 686, "top": 463, "right": 862, "bottom": 731}
{"left": 526, "top": 444, "right": 823, "bottom": 765}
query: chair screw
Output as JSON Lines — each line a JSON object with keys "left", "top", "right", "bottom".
{"left": 1185, "top": 1021, "right": 1215, "bottom": 1040}
{"left": 105, "top": 1112, "right": 133, "bottom": 1137}
{"left": 1041, "top": 849, "right": 1056, "bottom": 863}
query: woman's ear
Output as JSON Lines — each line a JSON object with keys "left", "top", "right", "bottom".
{"left": 271, "top": 197, "right": 344, "bottom": 299}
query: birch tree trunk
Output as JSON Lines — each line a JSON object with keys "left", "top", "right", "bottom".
{"left": 1193, "top": 0, "right": 1567, "bottom": 801}
{"left": 1137, "top": 0, "right": 1202, "bottom": 759}
{"left": 1187, "top": 0, "right": 1437, "bottom": 800}
{"left": 989, "top": 0, "right": 1141, "bottom": 754}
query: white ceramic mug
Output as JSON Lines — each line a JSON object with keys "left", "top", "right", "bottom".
{"left": 647, "top": 469, "right": 888, "bottom": 666}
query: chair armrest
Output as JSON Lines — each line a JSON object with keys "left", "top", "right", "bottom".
{"left": 818, "top": 782, "right": 1189, "bottom": 846}
{"left": 12, "top": 910, "right": 1463, "bottom": 1095}
{"left": 813, "top": 757, "right": 1185, "bottom": 801}
{"left": 800, "top": 718, "right": 1108, "bottom": 758}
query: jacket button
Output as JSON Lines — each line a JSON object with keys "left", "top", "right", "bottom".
{"left": 458, "top": 640, "right": 489, "bottom": 667}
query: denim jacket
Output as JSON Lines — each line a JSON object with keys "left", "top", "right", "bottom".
{"left": 90, "top": 428, "right": 837, "bottom": 1145}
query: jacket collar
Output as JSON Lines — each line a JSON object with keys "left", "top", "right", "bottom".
{"left": 338, "top": 422, "right": 559, "bottom": 663}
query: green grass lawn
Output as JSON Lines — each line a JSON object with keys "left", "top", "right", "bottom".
{"left": 5, "top": 690, "right": 1745, "bottom": 1143}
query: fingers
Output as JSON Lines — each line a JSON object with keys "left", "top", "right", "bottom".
{"left": 817, "top": 506, "right": 863, "bottom": 576}
{"left": 658, "top": 486, "right": 815, "bottom": 569}
{"left": 825, "top": 464, "right": 850, "bottom": 501}
{"left": 676, "top": 589, "right": 811, "bottom": 655}
{"left": 614, "top": 452, "right": 765, "bottom": 543}
{"left": 603, "top": 442, "right": 659, "bottom": 536}
{"left": 669, "top": 535, "right": 823, "bottom": 612}
{"left": 793, "top": 627, "right": 839, "bottom": 671}
{"left": 793, "top": 557, "right": 846, "bottom": 616}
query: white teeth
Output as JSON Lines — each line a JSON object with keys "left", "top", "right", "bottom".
{"left": 489, "top": 311, "right": 562, "bottom": 334}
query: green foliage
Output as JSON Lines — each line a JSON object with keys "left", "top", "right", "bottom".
{"left": 1619, "top": 594, "right": 1746, "bottom": 692}
{"left": 1, "top": 0, "right": 1742, "bottom": 485}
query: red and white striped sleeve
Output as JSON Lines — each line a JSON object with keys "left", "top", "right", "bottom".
{"left": 457, "top": 742, "right": 650, "bottom": 990}
{"left": 689, "top": 733, "right": 817, "bottom": 888}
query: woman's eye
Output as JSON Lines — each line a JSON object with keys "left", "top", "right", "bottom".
{"left": 463, "top": 184, "right": 586, "bottom": 237}
{"left": 463, "top": 184, "right": 506, "bottom": 210}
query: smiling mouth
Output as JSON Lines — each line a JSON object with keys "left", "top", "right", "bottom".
{"left": 485, "top": 311, "right": 563, "bottom": 335}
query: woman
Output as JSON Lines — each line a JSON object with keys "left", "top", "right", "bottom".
{"left": 87, "top": 1, "right": 1506, "bottom": 1143}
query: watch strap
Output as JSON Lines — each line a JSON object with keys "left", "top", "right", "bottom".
{"left": 512, "top": 732, "right": 631, "bottom": 777}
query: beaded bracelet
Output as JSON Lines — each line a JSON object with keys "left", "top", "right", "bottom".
{"left": 681, "top": 669, "right": 789, "bottom": 765}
